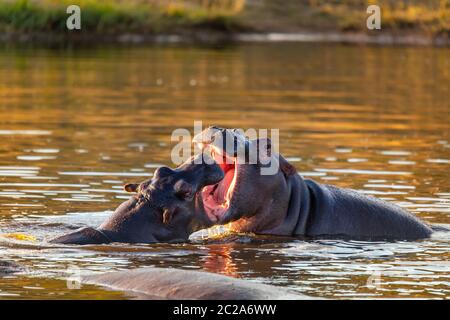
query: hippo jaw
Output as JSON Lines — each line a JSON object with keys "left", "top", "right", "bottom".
{"left": 49, "top": 197, "right": 168, "bottom": 245}
{"left": 49, "top": 227, "right": 112, "bottom": 245}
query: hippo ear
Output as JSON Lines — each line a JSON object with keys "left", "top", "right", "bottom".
{"left": 250, "top": 138, "right": 271, "bottom": 164}
{"left": 253, "top": 138, "right": 297, "bottom": 177}
{"left": 256, "top": 138, "right": 271, "bottom": 158}
{"left": 124, "top": 183, "right": 140, "bottom": 193}
{"left": 279, "top": 155, "right": 297, "bottom": 177}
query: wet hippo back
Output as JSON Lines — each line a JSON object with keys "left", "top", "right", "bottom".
{"left": 295, "top": 178, "right": 433, "bottom": 240}
{"left": 83, "top": 267, "right": 311, "bottom": 300}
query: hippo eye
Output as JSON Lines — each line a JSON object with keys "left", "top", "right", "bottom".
{"left": 175, "top": 190, "right": 193, "bottom": 201}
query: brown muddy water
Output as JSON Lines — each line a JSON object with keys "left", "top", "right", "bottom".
{"left": 0, "top": 43, "right": 449, "bottom": 299}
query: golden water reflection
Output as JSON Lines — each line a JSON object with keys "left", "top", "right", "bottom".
{"left": 0, "top": 43, "right": 449, "bottom": 299}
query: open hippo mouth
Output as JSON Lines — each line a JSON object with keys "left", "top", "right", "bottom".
{"left": 193, "top": 126, "right": 292, "bottom": 227}
{"left": 192, "top": 127, "right": 252, "bottom": 223}
{"left": 200, "top": 149, "right": 239, "bottom": 222}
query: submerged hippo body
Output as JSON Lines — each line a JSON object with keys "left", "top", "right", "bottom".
{"left": 253, "top": 172, "right": 432, "bottom": 239}
{"left": 83, "top": 267, "right": 310, "bottom": 300}
{"left": 188, "top": 127, "right": 433, "bottom": 240}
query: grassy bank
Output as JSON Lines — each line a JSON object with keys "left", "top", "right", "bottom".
{"left": 0, "top": 0, "right": 448, "bottom": 43}
{"left": 0, "top": 0, "right": 245, "bottom": 34}
{"left": 243, "top": 0, "right": 449, "bottom": 36}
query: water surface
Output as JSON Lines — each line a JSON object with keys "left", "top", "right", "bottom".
{"left": 0, "top": 43, "right": 449, "bottom": 299}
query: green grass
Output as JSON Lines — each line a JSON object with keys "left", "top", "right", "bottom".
{"left": 0, "top": 0, "right": 448, "bottom": 39}
{"left": 242, "top": 0, "right": 449, "bottom": 36}
{"left": 0, "top": 0, "right": 244, "bottom": 34}
{"left": 312, "top": 0, "right": 449, "bottom": 34}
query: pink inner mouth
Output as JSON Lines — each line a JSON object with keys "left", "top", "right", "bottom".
{"left": 201, "top": 155, "right": 237, "bottom": 222}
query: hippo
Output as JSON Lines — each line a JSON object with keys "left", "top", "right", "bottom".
{"left": 51, "top": 126, "right": 433, "bottom": 244}
{"left": 82, "top": 267, "right": 311, "bottom": 300}
{"left": 0, "top": 260, "right": 23, "bottom": 275}
{"left": 181, "top": 126, "right": 433, "bottom": 240}
{"left": 50, "top": 153, "right": 223, "bottom": 244}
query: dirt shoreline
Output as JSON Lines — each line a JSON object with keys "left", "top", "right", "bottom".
{"left": 1, "top": 30, "right": 448, "bottom": 47}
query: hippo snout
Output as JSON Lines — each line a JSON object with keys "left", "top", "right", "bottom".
{"left": 49, "top": 227, "right": 111, "bottom": 245}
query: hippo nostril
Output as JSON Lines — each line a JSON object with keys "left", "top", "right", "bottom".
{"left": 154, "top": 166, "right": 173, "bottom": 178}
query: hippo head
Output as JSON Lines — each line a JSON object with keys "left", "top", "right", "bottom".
{"left": 189, "top": 126, "right": 297, "bottom": 232}
{"left": 49, "top": 153, "right": 224, "bottom": 245}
